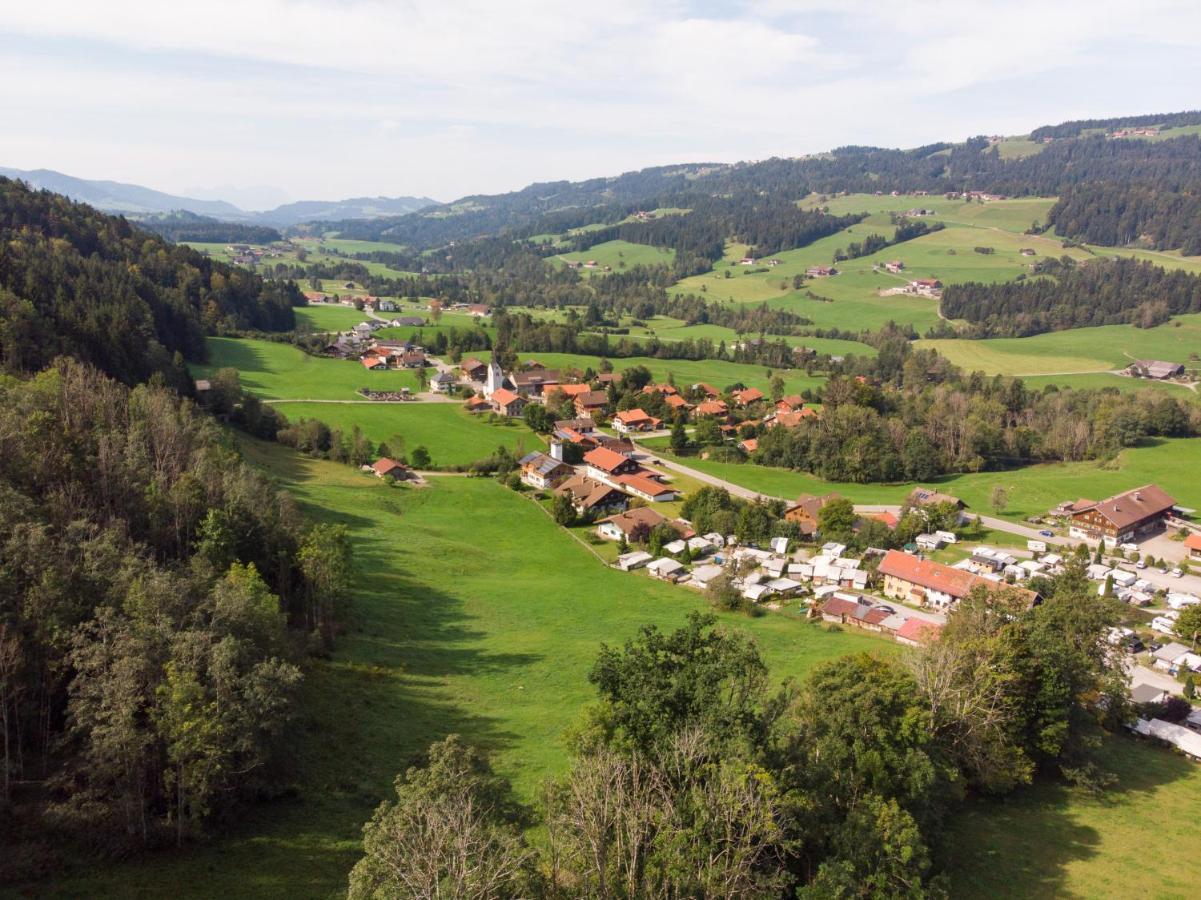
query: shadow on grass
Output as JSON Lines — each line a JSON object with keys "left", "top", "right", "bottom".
{"left": 942, "top": 735, "right": 1198, "bottom": 899}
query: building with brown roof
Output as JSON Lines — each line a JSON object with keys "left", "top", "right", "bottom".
{"left": 692, "top": 382, "right": 721, "bottom": 398}
{"left": 510, "top": 369, "right": 561, "bottom": 397}
{"left": 615, "top": 472, "right": 679, "bottom": 503}
{"left": 371, "top": 457, "right": 411, "bottom": 480}
{"left": 518, "top": 451, "right": 574, "bottom": 490}
{"left": 596, "top": 507, "right": 669, "bottom": 542}
{"left": 1186, "top": 532, "right": 1201, "bottom": 562}
{"left": 695, "top": 399, "right": 728, "bottom": 418}
{"left": 784, "top": 493, "right": 843, "bottom": 537}
{"left": 574, "top": 390, "right": 610, "bottom": 417}
{"left": 613, "top": 408, "right": 662, "bottom": 433}
{"left": 583, "top": 446, "right": 641, "bottom": 480}
{"left": 906, "top": 487, "right": 965, "bottom": 510}
{"left": 895, "top": 618, "right": 943, "bottom": 646}
{"left": 1067, "top": 484, "right": 1176, "bottom": 544}
{"left": 877, "top": 550, "right": 1038, "bottom": 611}
{"left": 460, "top": 358, "right": 488, "bottom": 381}
{"left": 555, "top": 474, "right": 629, "bottom": 517}
{"left": 732, "top": 387, "right": 764, "bottom": 406}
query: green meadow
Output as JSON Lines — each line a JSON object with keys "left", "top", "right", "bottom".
{"left": 644, "top": 438, "right": 1201, "bottom": 520}
{"left": 194, "top": 337, "right": 420, "bottom": 400}
{"left": 473, "top": 349, "right": 829, "bottom": 395}
{"left": 917, "top": 314, "right": 1201, "bottom": 376}
{"left": 270, "top": 402, "right": 539, "bottom": 468}
{"left": 553, "top": 238, "right": 677, "bottom": 273}
{"left": 46, "top": 442, "right": 894, "bottom": 898}
{"left": 294, "top": 304, "right": 370, "bottom": 331}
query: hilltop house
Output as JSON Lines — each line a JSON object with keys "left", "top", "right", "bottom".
{"left": 806, "top": 265, "right": 838, "bottom": 277}
{"left": 1067, "top": 484, "right": 1175, "bottom": 544}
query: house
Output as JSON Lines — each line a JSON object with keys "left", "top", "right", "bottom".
{"left": 616, "top": 551, "right": 654, "bottom": 571}
{"left": 597, "top": 507, "right": 668, "bottom": 542}
{"left": 371, "top": 457, "right": 410, "bottom": 480}
{"left": 511, "top": 368, "right": 562, "bottom": 397}
{"left": 647, "top": 558, "right": 686, "bottom": 581}
{"left": 460, "top": 358, "right": 489, "bottom": 381}
{"left": 1125, "top": 359, "right": 1186, "bottom": 380}
{"left": 583, "top": 446, "right": 641, "bottom": 482}
{"left": 555, "top": 417, "right": 597, "bottom": 434}
{"left": 777, "top": 395, "right": 805, "bottom": 412}
{"left": 361, "top": 356, "right": 388, "bottom": 370}
{"left": 574, "top": 390, "right": 610, "bottom": 417}
{"left": 489, "top": 387, "right": 527, "bottom": 417}
{"left": 1185, "top": 532, "right": 1201, "bottom": 562}
{"left": 467, "top": 303, "right": 491, "bottom": 317}
{"left": 908, "top": 278, "right": 942, "bottom": 297}
{"left": 1152, "top": 642, "right": 1194, "bottom": 674}
{"left": 392, "top": 316, "right": 425, "bottom": 327}
{"left": 613, "top": 408, "right": 662, "bottom": 433}
{"left": 664, "top": 394, "right": 692, "bottom": 414}
{"left": 642, "top": 383, "right": 679, "bottom": 396}
{"left": 551, "top": 383, "right": 594, "bottom": 401}
{"left": 401, "top": 350, "right": 428, "bottom": 369}
{"left": 615, "top": 472, "right": 679, "bottom": 503}
{"left": 518, "top": 451, "right": 574, "bottom": 490}
{"left": 692, "top": 382, "right": 721, "bottom": 398}
{"left": 806, "top": 265, "right": 838, "bottom": 277}
{"left": 738, "top": 438, "right": 758, "bottom": 454}
{"left": 884, "top": 260, "right": 905, "bottom": 274}
{"left": 695, "top": 399, "right": 729, "bottom": 418}
{"left": 555, "top": 474, "right": 629, "bottom": 517}
{"left": 895, "top": 618, "right": 944, "bottom": 647}
{"left": 770, "top": 408, "right": 818, "bottom": 429}
{"left": 738, "top": 256, "right": 756, "bottom": 266}
{"left": 732, "top": 387, "right": 764, "bottom": 406}
{"left": 464, "top": 394, "right": 491, "bottom": 413}
{"left": 378, "top": 298, "right": 399, "bottom": 312}
{"left": 906, "top": 486, "right": 965, "bottom": 511}
{"left": 784, "top": 493, "right": 842, "bottom": 537}
{"left": 877, "top": 549, "right": 1039, "bottom": 611}
{"left": 1067, "top": 484, "right": 1175, "bottom": 544}
{"left": 430, "top": 372, "right": 457, "bottom": 393}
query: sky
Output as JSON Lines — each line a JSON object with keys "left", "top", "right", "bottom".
{"left": 2, "top": 0, "right": 1200, "bottom": 210}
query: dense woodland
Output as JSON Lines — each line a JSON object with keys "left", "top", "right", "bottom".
{"left": 134, "top": 212, "right": 283, "bottom": 245}
{"left": 1029, "top": 110, "right": 1201, "bottom": 140}
{"left": 1049, "top": 183, "right": 1201, "bottom": 255}
{"left": 0, "top": 178, "right": 299, "bottom": 386}
{"left": 349, "top": 576, "right": 1128, "bottom": 897}
{"left": 0, "top": 361, "right": 352, "bottom": 867}
{"left": 940, "top": 257, "right": 1201, "bottom": 336}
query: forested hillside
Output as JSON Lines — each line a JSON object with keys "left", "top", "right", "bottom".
{"left": 0, "top": 178, "right": 300, "bottom": 385}
{"left": 941, "top": 257, "right": 1201, "bottom": 336}
{"left": 1049, "top": 183, "right": 1201, "bottom": 254}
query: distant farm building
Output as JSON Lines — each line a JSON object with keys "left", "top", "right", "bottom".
{"left": 1125, "top": 359, "right": 1186, "bottom": 380}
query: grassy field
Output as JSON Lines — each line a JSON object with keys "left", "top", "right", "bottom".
{"left": 553, "top": 239, "right": 676, "bottom": 273}
{"left": 917, "top": 314, "right": 1201, "bottom": 377}
{"left": 947, "top": 735, "right": 1201, "bottom": 899}
{"left": 644, "top": 437, "right": 1201, "bottom": 520}
{"left": 45, "top": 441, "right": 894, "bottom": 898}
{"left": 473, "top": 350, "right": 828, "bottom": 395}
{"left": 270, "top": 402, "right": 540, "bottom": 468}
{"left": 193, "top": 337, "right": 421, "bottom": 400}
{"left": 294, "top": 304, "right": 371, "bottom": 331}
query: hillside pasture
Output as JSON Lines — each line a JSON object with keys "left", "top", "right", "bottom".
{"left": 194, "top": 337, "right": 420, "bottom": 400}
{"left": 294, "top": 304, "right": 371, "bottom": 331}
{"left": 553, "top": 239, "right": 676, "bottom": 273}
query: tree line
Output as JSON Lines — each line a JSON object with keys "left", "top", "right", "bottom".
{"left": 349, "top": 563, "right": 1128, "bottom": 897}
{"left": 1048, "top": 183, "right": 1201, "bottom": 255}
{"left": 940, "top": 256, "right": 1201, "bottom": 336}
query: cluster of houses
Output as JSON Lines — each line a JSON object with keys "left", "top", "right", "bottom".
{"left": 737, "top": 257, "right": 783, "bottom": 267}
{"left": 806, "top": 265, "right": 838, "bottom": 278}
{"left": 905, "top": 277, "right": 943, "bottom": 298}
{"left": 1111, "top": 127, "right": 1159, "bottom": 138}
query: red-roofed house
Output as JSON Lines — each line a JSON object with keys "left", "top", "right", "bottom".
{"left": 574, "top": 390, "right": 610, "bottom": 417}
{"left": 692, "top": 382, "right": 721, "bottom": 398}
{"left": 361, "top": 356, "right": 388, "bottom": 370}
{"left": 1186, "top": 532, "right": 1201, "bottom": 562}
{"left": 615, "top": 472, "right": 679, "bottom": 503}
{"left": 613, "top": 409, "right": 662, "bottom": 433}
{"left": 695, "top": 399, "right": 728, "bottom": 418}
{"left": 489, "top": 387, "right": 526, "bottom": 417}
{"left": 732, "top": 387, "right": 764, "bottom": 406}
{"left": 642, "top": 383, "right": 679, "bottom": 396}
{"left": 464, "top": 394, "right": 491, "bottom": 413}
{"left": 371, "top": 458, "right": 410, "bottom": 480}
{"left": 583, "top": 446, "right": 641, "bottom": 481}
{"left": 777, "top": 395, "right": 805, "bottom": 412}
{"left": 877, "top": 550, "right": 1038, "bottom": 610}
{"left": 738, "top": 438, "right": 758, "bottom": 454}
{"left": 664, "top": 394, "right": 692, "bottom": 413}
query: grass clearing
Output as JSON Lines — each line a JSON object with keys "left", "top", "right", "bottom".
{"left": 553, "top": 239, "right": 676, "bottom": 273}
{"left": 46, "top": 440, "right": 894, "bottom": 898}
{"left": 294, "top": 304, "right": 371, "bottom": 331}
{"left": 193, "top": 337, "right": 421, "bottom": 400}
{"left": 271, "top": 402, "right": 540, "bottom": 467}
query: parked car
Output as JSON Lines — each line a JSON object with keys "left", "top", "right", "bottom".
{"left": 1171, "top": 568, "right": 1183, "bottom": 578}
{"left": 1038, "top": 529, "right": 1054, "bottom": 538}
{"left": 1136, "top": 560, "right": 1147, "bottom": 569}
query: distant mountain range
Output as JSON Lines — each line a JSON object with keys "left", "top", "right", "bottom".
{"left": 0, "top": 167, "right": 436, "bottom": 226}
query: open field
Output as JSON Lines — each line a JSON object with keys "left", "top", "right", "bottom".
{"left": 473, "top": 349, "right": 828, "bottom": 395}
{"left": 294, "top": 304, "right": 371, "bottom": 331}
{"left": 193, "top": 337, "right": 420, "bottom": 400}
{"left": 917, "top": 314, "right": 1201, "bottom": 377}
{"left": 643, "top": 438, "right": 1201, "bottom": 520}
{"left": 44, "top": 441, "right": 894, "bottom": 898}
{"left": 553, "top": 238, "right": 676, "bottom": 272}
{"left": 1019, "top": 372, "right": 1196, "bottom": 396}
{"left": 947, "top": 735, "right": 1201, "bottom": 899}
{"left": 270, "top": 401, "right": 540, "bottom": 467}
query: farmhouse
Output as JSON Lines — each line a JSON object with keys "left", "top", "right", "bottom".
{"left": 430, "top": 372, "right": 457, "bottom": 393}
{"left": 360, "top": 356, "right": 388, "bottom": 370}
{"left": 467, "top": 304, "right": 491, "bottom": 317}
{"left": 664, "top": 394, "right": 692, "bottom": 414}
{"left": 642, "top": 383, "right": 679, "bottom": 396}
{"left": 583, "top": 446, "right": 641, "bottom": 482}
{"left": 574, "top": 390, "right": 610, "bottom": 417}
{"left": 464, "top": 394, "right": 491, "bottom": 413}
{"left": 511, "top": 368, "right": 562, "bottom": 397}
{"left": 613, "top": 409, "right": 662, "bottom": 433}
{"left": 1125, "top": 359, "right": 1186, "bottom": 380}
{"left": 615, "top": 472, "right": 679, "bottom": 503}
{"left": 695, "top": 399, "right": 729, "bottom": 418}
{"left": 377, "top": 298, "right": 399, "bottom": 312}
{"left": 906, "top": 486, "right": 965, "bottom": 510}
{"left": 806, "top": 265, "right": 837, "bottom": 277}
{"left": 460, "top": 358, "right": 488, "bottom": 381}
{"left": 401, "top": 350, "right": 428, "bottom": 368}
{"left": 895, "top": 618, "right": 944, "bottom": 647}
{"left": 877, "top": 549, "right": 1038, "bottom": 611}
{"left": 884, "top": 260, "right": 905, "bottom": 274}
{"left": 596, "top": 507, "right": 667, "bottom": 542}
{"left": 908, "top": 278, "right": 942, "bottom": 297}
{"left": 518, "top": 451, "right": 574, "bottom": 490}
{"left": 488, "top": 388, "right": 527, "bottom": 417}
{"left": 784, "top": 493, "right": 842, "bottom": 537}
{"left": 1067, "top": 484, "right": 1176, "bottom": 544}
{"left": 732, "top": 387, "right": 764, "bottom": 406}
{"left": 371, "top": 458, "right": 410, "bottom": 480}
{"left": 555, "top": 474, "right": 629, "bottom": 516}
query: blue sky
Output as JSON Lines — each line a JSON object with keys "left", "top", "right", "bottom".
{"left": 2, "top": 0, "right": 1200, "bottom": 209}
